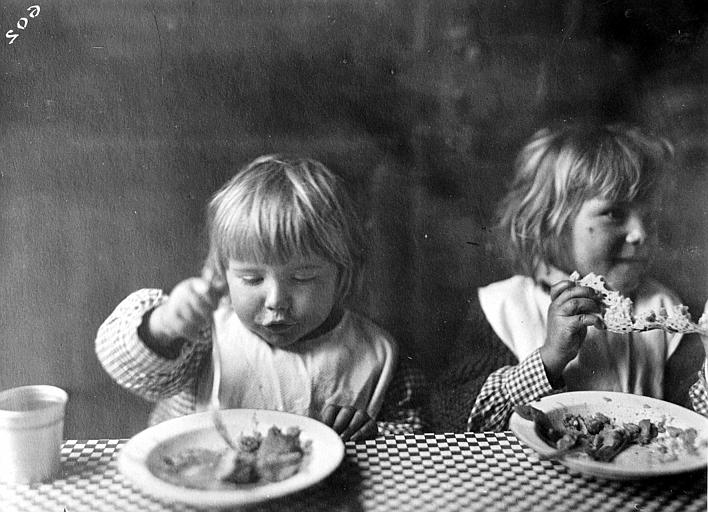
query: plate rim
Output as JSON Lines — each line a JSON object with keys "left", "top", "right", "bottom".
{"left": 117, "top": 408, "right": 345, "bottom": 507}
{"left": 509, "top": 391, "right": 708, "bottom": 480}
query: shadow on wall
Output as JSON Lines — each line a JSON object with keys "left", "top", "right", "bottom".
{"left": 0, "top": 0, "right": 706, "bottom": 437}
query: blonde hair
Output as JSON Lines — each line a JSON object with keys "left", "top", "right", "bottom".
{"left": 496, "top": 122, "right": 673, "bottom": 276}
{"left": 205, "top": 155, "right": 365, "bottom": 303}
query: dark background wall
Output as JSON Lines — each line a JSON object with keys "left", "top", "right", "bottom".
{"left": 1, "top": 0, "right": 706, "bottom": 438}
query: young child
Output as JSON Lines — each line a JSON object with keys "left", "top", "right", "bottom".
{"left": 427, "top": 122, "right": 708, "bottom": 433}
{"left": 96, "top": 155, "right": 423, "bottom": 441}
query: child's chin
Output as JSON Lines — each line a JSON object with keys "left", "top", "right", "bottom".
{"left": 257, "top": 331, "right": 301, "bottom": 348}
{"left": 608, "top": 272, "right": 644, "bottom": 296}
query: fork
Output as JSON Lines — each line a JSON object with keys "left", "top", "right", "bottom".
{"left": 210, "top": 332, "right": 239, "bottom": 451}
{"left": 203, "top": 267, "right": 239, "bottom": 451}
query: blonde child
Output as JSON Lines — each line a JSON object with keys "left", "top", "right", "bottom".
{"left": 427, "top": 122, "right": 708, "bottom": 432}
{"left": 96, "top": 155, "right": 423, "bottom": 441}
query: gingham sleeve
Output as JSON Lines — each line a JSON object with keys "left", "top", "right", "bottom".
{"left": 467, "top": 350, "right": 554, "bottom": 432}
{"left": 95, "top": 289, "right": 211, "bottom": 403}
{"left": 688, "top": 361, "right": 708, "bottom": 417}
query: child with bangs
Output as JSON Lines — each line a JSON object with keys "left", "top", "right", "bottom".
{"left": 427, "top": 122, "right": 708, "bottom": 433}
{"left": 96, "top": 155, "right": 423, "bottom": 441}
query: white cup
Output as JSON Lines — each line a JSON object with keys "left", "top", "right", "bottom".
{"left": 0, "top": 385, "right": 68, "bottom": 484}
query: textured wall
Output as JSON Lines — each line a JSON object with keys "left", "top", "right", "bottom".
{"left": 0, "top": 0, "right": 706, "bottom": 437}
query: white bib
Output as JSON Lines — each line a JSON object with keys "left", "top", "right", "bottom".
{"left": 195, "top": 305, "right": 397, "bottom": 420}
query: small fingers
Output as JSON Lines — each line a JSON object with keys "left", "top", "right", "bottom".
{"left": 551, "top": 280, "right": 601, "bottom": 302}
{"left": 320, "top": 404, "right": 340, "bottom": 427}
{"left": 587, "top": 313, "right": 606, "bottom": 330}
{"left": 339, "top": 409, "right": 372, "bottom": 441}
{"left": 190, "top": 278, "right": 221, "bottom": 309}
{"left": 321, "top": 405, "right": 373, "bottom": 441}
{"left": 201, "top": 267, "right": 228, "bottom": 301}
{"left": 549, "top": 279, "right": 575, "bottom": 300}
{"left": 556, "top": 297, "right": 601, "bottom": 317}
{"left": 349, "top": 418, "right": 378, "bottom": 442}
{"left": 331, "top": 407, "right": 357, "bottom": 435}
{"left": 175, "top": 279, "right": 222, "bottom": 340}
{"left": 567, "top": 312, "right": 604, "bottom": 331}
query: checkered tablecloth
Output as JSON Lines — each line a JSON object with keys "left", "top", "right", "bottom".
{"left": 1, "top": 433, "right": 705, "bottom": 512}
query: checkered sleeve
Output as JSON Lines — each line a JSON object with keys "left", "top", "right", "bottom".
{"left": 95, "top": 289, "right": 211, "bottom": 404}
{"left": 377, "top": 356, "right": 427, "bottom": 436}
{"left": 688, "top": 361, "right": 708, "bottom": 417}
{"left": 467, "top": 349, "right": 554, "bottom": 432}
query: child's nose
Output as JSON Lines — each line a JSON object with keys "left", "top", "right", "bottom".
{"left": 264, "top": 280, "right": 291, "bottom": 311}
{"left": 625, "top": 212, "right": 648, "bottom": 245}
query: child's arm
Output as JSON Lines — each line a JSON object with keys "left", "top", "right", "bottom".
{"left": 467, "top": 279, "right": 601, "bottom": 433}
{"left": 95, "top": 288, "right": 212, "bottom": 403}
{"left": 687, "top": 365, "right": 708, "bottom": 417}
{"left": 95, "top": 271, "right": 224, "bottom": 404}
{"left": 429, "top": 283, "right": 600, "bottom": 433}
{"left": 467, "top": 352, "right": 555, "bottom": 432}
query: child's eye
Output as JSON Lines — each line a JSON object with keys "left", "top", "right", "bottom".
{"left": 239, "top": 276, "right": 263, "bottom": 285}
{"left": 603, "top": 207, "right": 628, "bottom": 222}
{"left": 292, "top": 273, "right": 317, "bottom": 283}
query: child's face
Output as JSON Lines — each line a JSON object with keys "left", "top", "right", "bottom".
{"left": 567, "top": 196, "right": 658, "bottom": 295}
{"left": 224, "top": 255, "right": 339, "bottom": 348}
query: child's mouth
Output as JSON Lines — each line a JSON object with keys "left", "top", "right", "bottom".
{"left": 262, "top": 322, "right": 296, "bottom": 334}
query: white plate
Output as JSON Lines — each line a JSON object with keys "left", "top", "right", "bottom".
{"left": 509, "top": 391, "right": 708, "bottom": 480}
{"left": 118, "top": 409, "right": 345, "bottom": 508}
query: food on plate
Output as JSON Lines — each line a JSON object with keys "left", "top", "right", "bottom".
{"left": 216, "top": 426, "right": 307, "bottom": 484}
{"left": 569, "top": 271, "right": 707, "bottom": 335}
{"left": 515, "top": 405, "right": 705, "bottom": 463}
{"left": 157, "top": 425, "right": 310, "bottom": 489}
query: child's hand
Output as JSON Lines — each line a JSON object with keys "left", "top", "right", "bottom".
{"left": 149, "top": 272, "right": 226, "bottom": 345}
{"left": 540, "top": 279, "right": 604, "bottom": 385}
{"left": 321, "top": 404, "right": 378, "bottom": 442}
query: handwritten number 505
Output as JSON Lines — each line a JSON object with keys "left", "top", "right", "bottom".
{"left": 6, "top": 5, "right": 40, "bottom": 44}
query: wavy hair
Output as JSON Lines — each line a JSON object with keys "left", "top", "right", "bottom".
{"left": 495, "top": 122, "right": 673, "bottom": 276}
